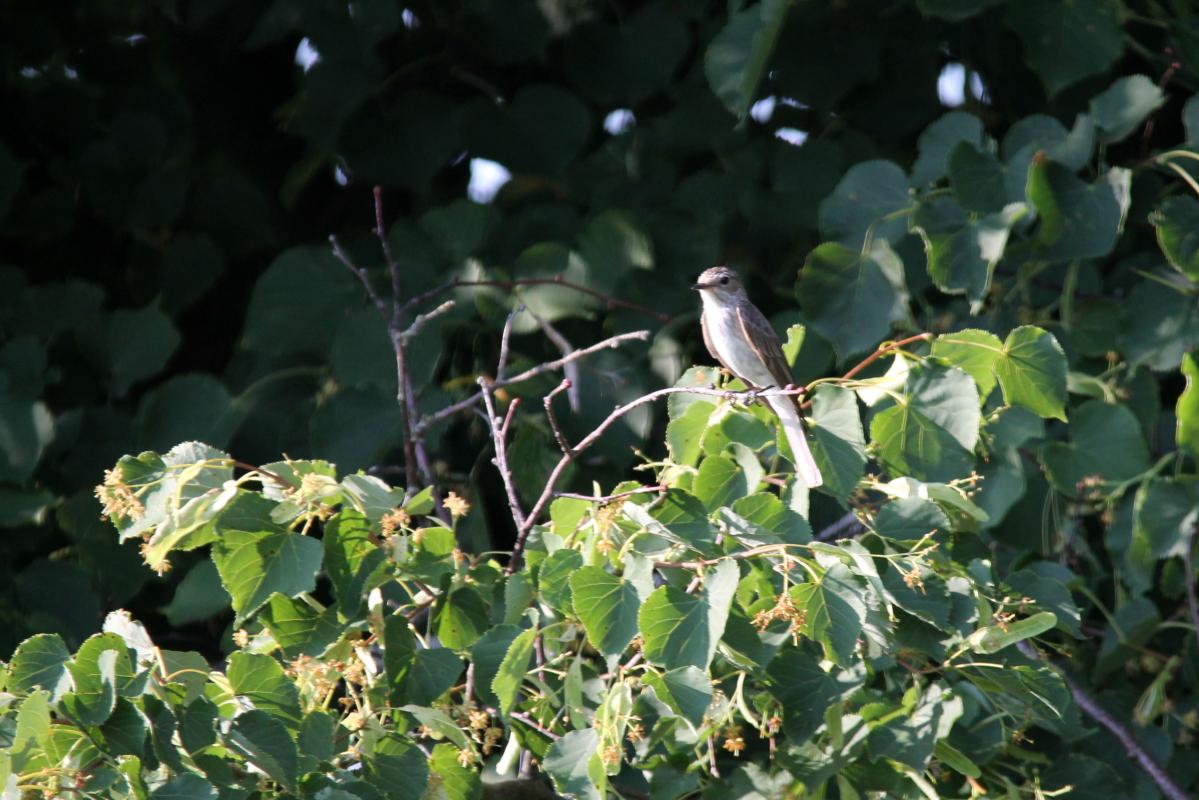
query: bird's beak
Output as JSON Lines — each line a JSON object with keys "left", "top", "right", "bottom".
{"left": 692, "top": 281, "right": 713, "bottom": 291}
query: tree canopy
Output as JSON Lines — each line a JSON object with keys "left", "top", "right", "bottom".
{"left": 2, "top": 1, "right": 1199, "bottom": 799}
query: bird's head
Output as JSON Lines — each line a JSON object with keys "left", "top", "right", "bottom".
{"left": 692, "top": 266, "right": 745, "bottom": 301}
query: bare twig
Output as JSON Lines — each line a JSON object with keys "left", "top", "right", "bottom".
{"left": 480, "top": 379, "right": 525, "bottom": 529}
{"left": 509, "top": 711, "right": 559, "bottom": 741}
{"left": 400, "top": 300, "right": 455, "bottom": 342}
{"left": 804, "top": 332, "right": 933, "bottom": 410}
{"left": 333, "top": 189, "right": 441, "bottom": 510}
{"left": 496, "top": 307, "right": 521, "bottom": 382}
{"left": 414, "top": 330, "right": 651, "bottom": 434}
{"left": 329, "top": 235, "right": 389, "bottom": 317}
{"left": 530, "top": 309, "right": 580, "bottom": 410}
{"left": 544, "top": 379, "right": 574, "bottom": 458}
{"left": 399, "top": 277, "right": 671, "bottom": 322}
{"left": 1017, "top": 642, "right": 1188, "bottom": 800}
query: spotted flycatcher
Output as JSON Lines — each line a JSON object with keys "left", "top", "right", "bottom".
{"left": 693, "top": 266, "right": 823, "bottom": 488}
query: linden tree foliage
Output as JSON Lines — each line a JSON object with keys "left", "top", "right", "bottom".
{"left": 2, "top": 0, "right": 1199, "bottom": 799}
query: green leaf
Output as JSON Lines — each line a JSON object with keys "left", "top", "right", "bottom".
{"left": 570, "top": 567, "right": 640, "bottom": 657}
{"left": 1122, "top": 275, "right": 1199, "bottom": 372}
{"left": 469, "top": 624, "right": 521, "bottom": 709}
{"left": 491, "top": 627, "right": 537, "bottom": 715}
{"left": 993, "top": 326, "right": 1068, "bottom": 420}
{"left": 400, "top": 706, "right": 468, "bottom": 750}
{"left": 871, "top": 363, "right": 980, "bottom": 482}
{"left": 1041, "top": 400, "right": 1150, "bottom": 497}
{"left": 323, "top": 509, "right": 389, "bottom": 618}
{"left": 243, "top": 246, "right": 358, "bottom": 357}
{"left": 694, "top": 453, "right": 748, "bottom": 511}
{"left": 703, "top": 0, "right": 789, "bottom": 118}
{"left": 912, "top": 199, "right": 1024, "bottom": 305}
{"left": 364, "top": 732, "right": 429, "bottom": 800}
{"left": 544, "top": 728, "right": 605, "bottom": 800}
{"left": 766, "top": 646, "right": 862, "bottom": 741}
{"left": 11, "top": 689, "right": 50, "bottom": 770}
{"left": 83, "top": 305, "right": 182, "bottom": 397}
{"left": 818, "top": 160, "right": 913, "bottom": 248}
{"left": 948, "top": 142, "right": 1007, "bottom": 214}
{"left": 428, "top": 742, "right": 483, "bottom": 800}
{"left": 644, "top": 666, "right": 713, "bottom": 727}
{"left": 1178, "top": 353, "right": 1199, "bottom": 456}
{"left": 226, "top": 652, "right": 303, "bottom": 730}
{"left": 935, "top": 739, "right": 981, "bottom": 778}
{"left": 8, "top": 633, "right": 72, "bottom": 699}
{"left": 1027, "top": 160, "right": 1130, "bottom": 261}
{"left": 1152, "top": 195, "right": 1199, "bottom": 281}
{"left": 383, "top": 614, "right": 417, "bottom": 705}
{"left": 792, "top": 563, "right": 866, "bottom": 666}
{"left": 666, "top": 400, "right": 715, "bottom": 467}
{"left": 160, "top": 559, "right": 231, "bottom": 626}
{"left": 137, "top": 374, "right": 239, "bottom": 452}
{"left": 1089, "top": 74, "right": 1165, "bottom": 144}
{"left": 435, "top": 586, "right": 489, "bottom": 650}
{"left": 260, "top": 593, "right": 342, "bottom": 658}
{"left": 911, "top": 112, "right": 985, "bottom": 186}
{"left": 932, "top": 329, "right": 1002, "bottom": 401}
{"left": 916, "top": 0, "right": 1000, "bottom": 21}
{"left": 60, "top": 633, "right": 129, "bottom": 726}
{"left": 538, "top": 548, "right": 584, "bottom": 614}
{"left": 1132, "top": 478, "right": 1198, "bottom": 559}
{"left": 1005, "top": 0, "right": 1123, "bottom": 96}
{"left": 807, "top": 385, "right": 867, "bottom": 501}
{"left": 639, "top": 559, "right": 738, "bottom": 670}
{"left": 225, "top": 709, "right": 298, "bottom": 791}
{"left": 148, "top": 773, "right": 217, "bottom": 800}
{"left": 212, "top": 523, "right": 323, "bottom": 626}
{"left": 797, "top": 239, "right": 909, "bottom": 358}
{"left": 405, "top": 649, "right": 464, "bottom": 706}
{"left": 0, "top": 384, "right": 54, "bottom": 483}
{"left": 966, "top": 611, "right": 1057, "bottom": 654}
{"left": 728, "top": 492, "right": 811, "bottom": 545}
{"left": 874, "top": 496, "right": 950, "bottom": 541}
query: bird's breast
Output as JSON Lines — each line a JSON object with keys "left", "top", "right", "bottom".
{"left": 705, "top": 307, "right": 775, "bottom": 387}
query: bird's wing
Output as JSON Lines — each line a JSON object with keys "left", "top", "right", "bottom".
{"left": 735, "top": 302, "right": 801, "bottom": 407}
{"left": 701, "top": 308, "right": 735, "bottom": 374}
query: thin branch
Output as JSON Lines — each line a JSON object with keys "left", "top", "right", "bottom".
{"left": 529, "top": 308, "right": 581, "bottom": 410}
{"left": 480, "top": 379, "right": 525, "bottom": 529}
{"left": 414, "top": 330, "right": 651, "bottom": 434}
{"left": 399, "top": 277, "right": 671, "bottom": 322}
{"left": 544, "top": 379, "right": 574, "bottom": 458}
{"left": 1017, "top": 642, "right": 1188, "bottom": 800}
{"left": 373, "top": 186, "right": 402, "bottom": 324}
{"left": 329, "top": 235, "right": 389, "bottom": 318}
{"left": 399, "top": 300, "right": 455, "bottom": 342}
{"left": 496, "top": 306, "right": 522, "bottom": 382}
{"left": 509, "top": 711, "right": 559, "bottom": 741}
{"left": 825, "top": 331, "right": 933, "bottom": 386}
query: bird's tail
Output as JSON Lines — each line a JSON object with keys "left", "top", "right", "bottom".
{"left": 767, "top": 396, "right": 823, "bottom": 489}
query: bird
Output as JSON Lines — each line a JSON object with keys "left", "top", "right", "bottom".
{"left": 692, "top": 266, "right": 823, "bottom": 488}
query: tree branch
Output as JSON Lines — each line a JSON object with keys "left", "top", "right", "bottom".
{"left": 1017, "top": 642, "right": 1188, "bottom": 800}
{"left": 1185, "top": 524, "right": 1199, "bottom": 654}
{"left": 480, "top": 380, "right": 525, "bottom": 530}
{"left": 543, "top": 379, "right": 574, "bottom": 458}
{"left": 414, "top": 330, "right": 651, "bottom": 434}
{"left": 801, "top": 332, "right": 933, "bottom": 409}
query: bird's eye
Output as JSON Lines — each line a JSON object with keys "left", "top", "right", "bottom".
{"left": 720, "top": 276, "right": 730, "bottom": 285}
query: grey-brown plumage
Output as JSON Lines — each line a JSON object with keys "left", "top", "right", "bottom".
{"left": 693, "top": 266, "right": 823, "bottom": 487}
